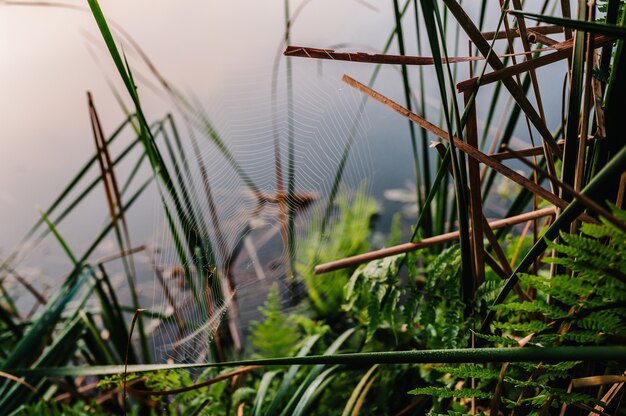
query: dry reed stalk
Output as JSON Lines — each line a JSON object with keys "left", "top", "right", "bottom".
{"left": 315, "top": 207, "right": 556, "bottom": 274}
{"left": 463, "top": 91, "right": 485, "bottom": 285}
{"left": 481, "top": 24, "right": 563, "bottom": 41}
{"left": 441, "top": 0, "right": 562, "bottom": 158}
{"left": 505, "top": 145, "right": 626, "bottom": 234}
{"left": 342, "top": 75, "right": 586, "bottom": 217}
{"left": 457, "top": 35, "right": 615, "bottom": 92}
{"left": 285, "top": 40, "right": 573, "bottom": 67}
{"left": 489, "top": 142, "right": 564, "bottom": 161}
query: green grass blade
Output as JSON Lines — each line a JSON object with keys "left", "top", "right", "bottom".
{"left": 266, "top": 334, "right": 322, "bottom": 415}
{"left": 7, "top": 346, "right": 626, "bottom": 377}
{"left": 393, "top": 0, "right": 427, "bottom": 233}
{"left": 279, "top": 328, "right": 356, "bottom": 416}
{"left": 292, "top": 365, "right": 340, "bottom": 416}
{"left": 251, "top": 370, "right": 281, "bottom": 416}
{"left": 509, "top": 10, "right": 626, "bottom": 38}
{"left": 419, "top": 0, "right": 474, "bottom": 305}
{"left": 560, "top": 1, "right": 587, "bottom": 197}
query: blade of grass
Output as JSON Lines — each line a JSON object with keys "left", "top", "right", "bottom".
{"left": 266, "top": 334, "right": 322, "bottom": 415}
{"left": 419, "top": 0, "right": 474, "bottom": 306}
{"left": 509, "top": 10, "right": 626, "bottom": 39}
{"left": 560, "top": 1, "right": 588, "bottom": 202}
{"left": 393, "top": 0, "right": 428, "bottom": 232}
{"left": 341, "top": 364, "right": 379, "bottom": 416}
{"left": 279, "top": 328, "right": 356, "bottom": 416}
{"left": 8, "top": 346, "right": 626, "bottom": 377}
{"left": 251, "top": 370, "right": 280, "bottom": 416}
{"left": 88, "top": 92, "right": 149, "bottom": 362}
{"left": 292, "top": 365, "right": 340, "bottom": 416}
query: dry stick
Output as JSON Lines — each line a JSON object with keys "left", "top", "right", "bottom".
{"left": 507, "top": 0, "right": 558, "bottom": 208}
{"left": 457, "top": 35, "right": 614, "bottom": 92}
{"left": 433, "top": 141, "right": 527, "bottom": 300}
{"left": 489, "top": 142, "right": 564, "bottom": 161}
{"left": 526, "top": 29, "right": 559, "bottom": 47}
{"left": 123, "top": 309, "right": 144, "bottom": 415}
{"left": 504, "top": 5, "right": 549, "bottom": 276}
{"left": 315, "top": 207, "right": 555, "bottom": 274}
{"left": 573, "top": 375, "right": 626, "bottom": 388}
{"left": 463, "top": 91, "right": 485, "bottom": 285}
{"left": 2, "top": 265, "right": 47, "bottom": 305}
{"left": 342, "top": 75, "right": 584, "bottom": 217}
{"left": 88, "top": 93, "right": 138, "bottom": 284}
{"left": 591, "top": 50, "right": 607, "bottom": 139}
{"left": 441, "top": 0, "right": 562, "bottom": 159}
{"left": 285, "top": 46, "right": 483, "bottom": 65}
{"left": 510, "top": 0, "right": 548, "bottom": 122}
{"left": 504, "top": 145, "right": 626, "bottom": 234}
{"left": 0, "top": 371, "right": 37, "bottom": 394}
{"left": 589, "top": 371, "right": 626, "bottom": 415}
{"left": 147, "top": 249, "right": 186, "bottom": 361}
{"left": 481, "top": 24, "right": 563, "bottom": 41}
{"left": 285, "top": 37, "right": 572, "bottom": 66}
{"left": 617, "top": 172, "right": 626, "bottom": 209}
{"left": 574, "top": 8, "right": 597, "bottom": 196}
{"left": 96, "top": 245, "right": 146, "bottom": 264}
{"left": 559, "top": 0, "right": 574, "bottom": 40}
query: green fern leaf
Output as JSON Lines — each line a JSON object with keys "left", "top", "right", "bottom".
{"left": 408, "top": 386, "right": 492, "bottom": 399}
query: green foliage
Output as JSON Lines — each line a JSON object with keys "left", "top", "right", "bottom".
{"left": 344, "top": 255, "right": 403, "bottom": 341}
{"left": 597, "top": 0, "right": 626, "bottom": 16}
{"left": 10, "top": 401, "right": 108, "bottom": 416}
{"left": 249, "top": 283, "right": 301, "bottom": 358}
{"left": 297, "top": 185, "right": 380, "bottom": 317}
{"left": 409, "top": 386, "right": 493, "bottom": 400}
{"left": 98, "top": 367, "right": 257, "bottom": 415}
{"left": 417, "top": 245, "right": 469, "bottom": 349}
{"left": 415, "top": 206, "right": 626, "bottom": 414}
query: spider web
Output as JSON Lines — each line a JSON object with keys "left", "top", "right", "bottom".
{"left": 147, "top": 59, "right": 386, "bottom": 363}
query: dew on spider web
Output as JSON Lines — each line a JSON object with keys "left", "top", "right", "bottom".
{"left": 147, "top": 60, "right": 378, "bottom": 363}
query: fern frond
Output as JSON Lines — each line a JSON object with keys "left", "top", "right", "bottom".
{"left": 575, "top": 310, "right": 624, "bottom": 332}
{"left": 490, "top": 301, "right": 569, "bottom": 320}
{"left": 492, "top": 320, "right": 551, "bottom": 333}
{"left": 408, "top": 386, "right": 492, "bottom": 399}
{"left": 436, "top": 364, "right": 501, "bottom": 380}
{"left": 473, "top": 332, "right": 520, "bottom": 346}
